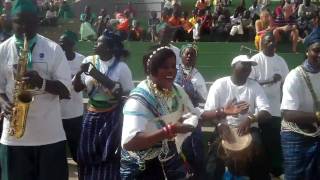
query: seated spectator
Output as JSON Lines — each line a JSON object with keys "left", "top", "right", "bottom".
{"left": 195, "top": 0, "right": 207, "bottom": 14}
{"left": 168, "top": 9, "right": 183, "bottom": 27}
{"left": 116, "top": 10, "right": 130, "bottom": 40}
{"left": 189, "top": 9, "right": 199, "bottom": 27}
{"left": 258, "top": 0, "right": 270, "bottom": 6}
{"left": 80, "top": 5, "right": 97, "bottom": 41}
{"left": 168, "top": 10, "right": 185, "bottom": 41}
{"left": 201, "top": 10, "right": 213, "bottom": 34}
{"left": 297, "top": 0, "right": 318, "bottom": 37}
{"left": 164, "top": 0, "right": 174, "bottom": 11}
{"left": 273, "top": 12, "right": 300, "bottom": 52}
{"left": 298, "top": 0, "right": 317, "bottom": 19}
{"left": 123, "top": 1, "right": 136, "bottom": 18}
{"left": 211, "top": 12, "right": 232, "bottom": 41}
{"left": 274, "top": 0, "right": 285, "bottom": 17}
{"left": 230, "top": 10, "right": 254, "bottom": 41}
{"left": 43, "top": 2, "right": 58, "bottom": 26}
{"left": 234, "top": 0, "right": 246, "bottom": 19}
{"left": 282, "top": 0, "right": 295, "bottom": 19}
{"left": 95, "top": 9, "right": 110, "bottom": 37}
{"left": 255, "top": 10, "right": 274, "bottom": 50}
{"left": 128, "top": 20, "right": 144, "bottom": 41}
{"left": 148, "top": 11, "right": 161, "bottom": 42}
{"left": 181, "top": 11, "right": 193, "bottom": 41}
{"left": 58, "top": 0, "right": 73, "bottom": 21}
{"left": 249, "top": 0, "right": 265, "bottom": 24}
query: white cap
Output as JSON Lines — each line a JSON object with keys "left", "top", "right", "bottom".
{"left": 231, "top": 55, "right": 257, "bottom": 67}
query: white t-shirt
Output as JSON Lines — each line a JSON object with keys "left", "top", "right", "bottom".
{"left": 205, "top": 76, "right": 271, "bottom": 126}
{"left": 0, "top": 34, "right": 72, "bottom": 146}
{"left": 121, "top": 80, "right": 201, "bottom": 147}
{"left": 281, "top": 67, "right": 320, "bottom": 135}
{"left": 82, "top": 55, "right": 134, "bottom": 94}
{"left": 249, "top": 52, "right": 289, "bottom": 117}
{"left": 281, "top": 67, "right": 320, "bottom": 115}
{"left": 60, "top": 52, "right": 85, "bottom": 119}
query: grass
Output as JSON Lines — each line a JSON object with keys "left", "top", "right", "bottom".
{"left": 76, "top": 40, "right": 305, "bottom": 82}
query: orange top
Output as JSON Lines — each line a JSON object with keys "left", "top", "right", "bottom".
{"left": 168, "top": 16, "right": 182, "bottom": 27}
{"left": 195, "top": 1, "right": 207, "bottom": 10}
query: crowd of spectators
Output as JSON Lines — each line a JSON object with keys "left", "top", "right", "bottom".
{"left": 1, "top": 0, "right": 320, "bottom": 52}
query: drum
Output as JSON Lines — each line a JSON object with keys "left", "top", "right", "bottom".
{"left": 218, "top": 127, "right": 253, "bottom": 176}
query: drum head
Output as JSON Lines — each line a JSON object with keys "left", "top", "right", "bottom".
{"left": 221, "top": 127, "right": 252, "bottom": 151}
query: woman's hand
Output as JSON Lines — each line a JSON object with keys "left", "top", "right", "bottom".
{"left": 224, "top": 99, "right": 249, "bottom": 116}
{"left": 173, "top": 122, "right": 194, "bottom": 134}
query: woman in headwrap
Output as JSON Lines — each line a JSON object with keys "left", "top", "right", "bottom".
{"left": 174, "top": 43, "right": 207, "bottom": 179}
{"left": 73, "top": 30, "right": 134, "bottom": 180}
{"left": 120, "top": 46, "right": 200, "bottom": 179}
{"left": 280, "top": 27, "right": 320, "bottom": 179}
{"left": 80, "top": 6, "right": 97, "bottom": 41}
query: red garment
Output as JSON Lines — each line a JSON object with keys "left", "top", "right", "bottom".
{"left": 274, "top": 6, "right": 283, "bottom": 17}
{"left": 117, "top": 18, "right": 129, "bottom": 31}
{"left": 168, "top": 16, "right": 182, "bottom": 27}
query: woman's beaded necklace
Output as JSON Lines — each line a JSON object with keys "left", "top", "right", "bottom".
{"left": 147, "top": 77, "right": 178, "bottom": 114}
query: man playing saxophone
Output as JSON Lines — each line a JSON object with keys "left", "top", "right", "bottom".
{"left": 0, "top": 0, "right": 72, "bottom": 180}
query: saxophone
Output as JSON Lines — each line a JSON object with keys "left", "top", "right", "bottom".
{"left": 8, "top": 34, "right": 33, "bottom": 138}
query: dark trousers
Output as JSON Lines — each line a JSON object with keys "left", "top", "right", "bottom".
{"left": 0, "top": 141, "right": 68, "bottom": 180}
{"left": 259, "top": 116, "right": 283, "bottom": 176}
{"left": 281, "top": 131, "right": 320, "bottom": 180}
{"left": 62, "top": 116, "right": 83, "bottom": 163}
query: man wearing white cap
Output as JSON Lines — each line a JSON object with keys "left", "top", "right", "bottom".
{"left": 205, "top": 55, "right": 271, "bottom": 179}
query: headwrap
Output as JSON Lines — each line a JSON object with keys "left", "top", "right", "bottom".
{"left": 12, "top": 0, "right": 38, "bottom": 16}
{"left": 62, "top": 30, "right": 78, "bottom": 44}
{"left": 102, "top": 30, "right": 125, "bottom": 58}
{"left": 180, "top": 43, "right": 198, "bottom": 57}
{"left": 304, "top": 27, "right": 320, "bottom": 48}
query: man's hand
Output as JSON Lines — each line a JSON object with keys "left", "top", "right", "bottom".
{"left": 23, "top": 71, "right": 43, "bottom": 89}
{"left": 272, "top": 73, "right": 282, "bottom": 83}
{"left": 0, "top": 95, "right": 13, "bottom": 119}
{"left": 224, "top": 98, "right": 250, "bottom": 116}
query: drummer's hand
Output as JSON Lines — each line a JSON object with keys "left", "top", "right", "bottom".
{"left": 217, "top": 123, "right": 234, "bottom": 143}
{"left": 174, "top": 122, "right": 194, "bottom": 134}
{"left": 224, "top": 99, "right": 249, "bottom": 115}
{"left": 23, "top": 71, "right": 43, "bottom": 89}
{"left": 237, "top": 118, "right": 251, "bottom": 136}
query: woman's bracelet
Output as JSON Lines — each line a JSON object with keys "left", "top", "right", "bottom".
{"left": 162, "top": 124, "right": 176, "bottom": 138}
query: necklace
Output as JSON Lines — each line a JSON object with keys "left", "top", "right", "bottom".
{"left": 148, "top": 78, "right": 174, "bottom": 99}
{"left": 147, "top": 77, "right": 178, "bottom": 113}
